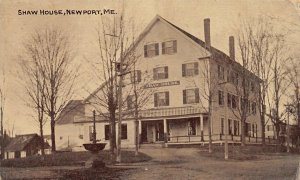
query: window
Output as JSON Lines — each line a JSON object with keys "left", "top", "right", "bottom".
{"left": 162, "top": 40, "right": 177, "bottom": 54}
{"left": 251, "top": 102, "right": 256, "bottom": 115}
{"left": 218, "top": 90, "right": 224, "bottom": 106}
{"left": 153, "top": 66, "right": 168, "bottom": 80}
{"left": 183, "top": 88, "right": 199, "bottom": 104}
{"left": 221, "top": 118, "right": 224, "bottom": 135}
{"left": 227, "top": 70, "right": 239, "bottom": 85}
{"left": 232, "top": 95, "right": 238, "bottom": 109}
{"left": 105, "top": 125, "right": 110, "bottom": 140}
{"left": 182, "top": 62, "right": 199, "bottom": 77}
{"left": 228, "top": 93, "right": 238, "bottom": 109}
{"left": 127, "top": 95, "right": 135, "bottom": 109}
{"left": 218, "top": 65, "right": 225, "bottom": 80}
{"left": 89, "top": 126, "right": 94, "bottom": 141}
{"left": 144, "top": 43, "right": 159, "bottom": 57}
{"left": 121, "top": 124, "right": 128, "bottom": 139}
{"left": 130, "top": 70, "right": 141, "bottom": 83}
{"left": 228, "top": 119, "right": 232, "bottom": 135}
{"left": 154, "top": 91, "right": 169, "bottom": 107}
{"left": 250, "top": 81, "right": 255, "bottom": 92}
{"left": 188, "top": 119, "right": 197, "bottom": 135}
{"left": 234, "top": 120, "right": 239, "bottom": 136}
{"left": 79, "top": 134, "right": 83, "bottom": 139}
{"left": 227, "top": 93, "right": 232, "bottom": 108}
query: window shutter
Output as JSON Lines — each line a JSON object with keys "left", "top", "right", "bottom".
{"left": 165, "top": 92, "right": 170, "bottom": 106}
{"left": 137, "top": 70, "right": 141, "bottom": 82}
{"left": 194, "top": 62, "right": 199, "bottom": 75}
{"left": 154, "top": 93, "right": 158, "bottom": 107}
{"left": 155, "top": 43, "right": 159, "bottom": 55}
{"left": 173, "top": 40, "right": 177, "bottom": 53}
{"left": 144, "top": 45, "right": 148, "bottom": 57}
{"left": 182, "top": 64, "right": 186, "bottom": 77}
{"left": 162, "top": 42, "right": 165, "bottom": 54}
{"left": 164, "top": 66, "right": 168, "bottom": 79}
{"left": 153, "top": 68, "right": 157, "bottom": 80}
{"left": 183, "top": 90, "right": 187, "bottom": 104}
{"left": 195, "top": 88, "right": 200, "bottom": 103}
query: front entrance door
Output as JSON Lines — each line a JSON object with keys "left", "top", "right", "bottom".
{"left": 141, "top": 120, "right": 164, "bottom": 143}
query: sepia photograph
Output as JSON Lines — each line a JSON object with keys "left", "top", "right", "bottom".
{"left": 1, "top": 0, "right": 300, "bottom": 179}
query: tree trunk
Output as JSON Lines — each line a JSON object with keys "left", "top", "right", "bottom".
{"left": 110, "top": 113, "right": 116, "bottom": 162}
{"left": 241, "top": 114, "right": 246, "bottom": 146}
{"left": 40, "top": 122, "right": 45, "bottom": 155}
{"left": 0, "top": 107, "right": 3, "bottom": 159}
{"left": 208, "top": 97, "right": 212, "bottom": 153}
{"left": 50, "top": 117, "right": 56, "bottom": 152}
{"left": 135, "top": 119, "right": 139, "bottom": 156}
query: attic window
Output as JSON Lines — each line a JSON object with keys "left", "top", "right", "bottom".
{"left": 162, "top": 40, "right": 177, "bottom": 54}
{"left": 144, "top": 43, "right": 159, "bottom": 57}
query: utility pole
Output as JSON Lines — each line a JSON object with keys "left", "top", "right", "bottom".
{"left": 116, "top": 41, "right": 124, "bottom": 163}
{"left": 287, "top": 107, "right": 290, "bottom": 153}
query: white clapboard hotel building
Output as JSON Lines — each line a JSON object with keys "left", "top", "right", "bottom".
{"left": 56, "top": 15, "right": 262, "bottom": 151}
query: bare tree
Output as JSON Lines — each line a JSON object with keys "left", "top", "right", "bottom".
{"left": 0, "top": 68, "right": 6, "bottom": 159}
{"left": 266, "top": 35, "right": 291, "bottom": 146}
{"left": 19, "top": 53, "right": 48, "bottom": 155}
{"left": 237, "top": 17, "right": 277, "bottom": 147}
{"left": 286, "top": 58, "right": 300, "bottom": 127}
{"left": 21, "top": 28, "right": 77, "bottom": 152}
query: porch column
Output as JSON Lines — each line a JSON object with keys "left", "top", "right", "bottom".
{"left": 200, "top": 115, "right": 204, "bottom": 141}
{"left": 138, "top": 120, "right": 142, "bottom": 147}
{"left": 163, "top": 119, "right": 168, "bottom": 146}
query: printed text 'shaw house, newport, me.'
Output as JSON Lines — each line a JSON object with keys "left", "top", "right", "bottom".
{"left": 55, "top": 15, "right": 264, "bottom": 151}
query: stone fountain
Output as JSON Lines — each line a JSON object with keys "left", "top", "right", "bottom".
{"left": 83, "top": 110, "right": 107, "bottom": 168}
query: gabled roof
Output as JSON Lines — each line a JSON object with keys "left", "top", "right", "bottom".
{"left": 84, "top": 15, "right": 261, "bottom": 103}
{"left": 5, "top": 134, "right": 40, "bottom": 152}
{"left": 56, "top": 100, "right": 84, "bottom": 125}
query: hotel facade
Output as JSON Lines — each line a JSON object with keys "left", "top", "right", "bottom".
{"left": 56, "top": 15, "right": 264, "bottom": 151}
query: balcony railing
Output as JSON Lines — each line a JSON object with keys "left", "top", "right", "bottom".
{"left": 74, "top": 106, "right": 206, "bottom": 123}
{"left": 140, "top": 106, "right": 205, "bottom": 118}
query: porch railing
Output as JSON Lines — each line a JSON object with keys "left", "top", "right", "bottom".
{"left": 167, "top": 134, "right": 277, "bottom": 144}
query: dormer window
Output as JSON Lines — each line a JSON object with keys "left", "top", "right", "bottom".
{"left": 144, "top": 43, "right": 159, "bottom": 57}
{"left": 162, "top": 40, "right": 177, "bottom": 54}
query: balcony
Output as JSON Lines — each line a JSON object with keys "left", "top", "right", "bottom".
{"left": 73, "top": 106, "right": 207, "bottom": 123}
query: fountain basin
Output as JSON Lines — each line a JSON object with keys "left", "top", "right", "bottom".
{"left": 83, "top": 143, "right": 107, "bottom": 153}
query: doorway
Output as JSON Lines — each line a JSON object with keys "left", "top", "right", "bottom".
{"left": 141, "top": 120, "right": 164, "bottom": 143}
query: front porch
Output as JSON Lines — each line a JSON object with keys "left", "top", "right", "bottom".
{"left": 139, "top": 116, "right": 209, "bottom": 144}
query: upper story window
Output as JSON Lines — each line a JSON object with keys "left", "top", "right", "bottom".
{"left": 154, "top": 91, "right": 169, "bottom": 107}
{"left": 162, "top": 40, "right": 177, "bottom": 55}
{"left": 130, "top": 70, "right": 141, "bottom": 83}
{"left": 227, "top": 70, "right": 239, "bottom": 85}
{"left": 227, "top": 93, "right": 238, "bottom": 109}
{"left": 144, "top": 43, "right": 159, "bottom": 58}
{"left": 218, "top": 90, "right": 224, "bottom": 106}
{"left": 153, "top": 66, "right": 168, "bottom": 80}
{"left": 182, "top": 62, "right": 199, "bottom": 77}
{"left": 127, "top": 95, "right": 135, "bottom": 109}
{"left": 183, "top": 88, "right": 199, "bottom": 104}
{"left": 251, "top": 102, "right": 256, "bottom": 115}
{"left": 218, "top": 65, "right": 225, "bottom": 80}
{"left": 121, "top": 124, "right": 128, "bottom": 139}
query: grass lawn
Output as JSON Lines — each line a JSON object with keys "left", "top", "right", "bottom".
{"left": 0, "top": 150, "right": 151, "bottom": 168}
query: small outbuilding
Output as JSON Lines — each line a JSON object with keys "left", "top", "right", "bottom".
{"left": 4, "top": 133, "right": 44, "bottom": 159}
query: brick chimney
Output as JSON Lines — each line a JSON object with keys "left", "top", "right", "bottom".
{"left": 229, "top": 36, "right": 235, "bottom": 60}
{"left": 204, "top": 18, "right": 211, "bottom": 48}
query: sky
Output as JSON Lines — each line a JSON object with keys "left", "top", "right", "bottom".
{"left": 0, "top": 0, "right": 300, "bottom": 136}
